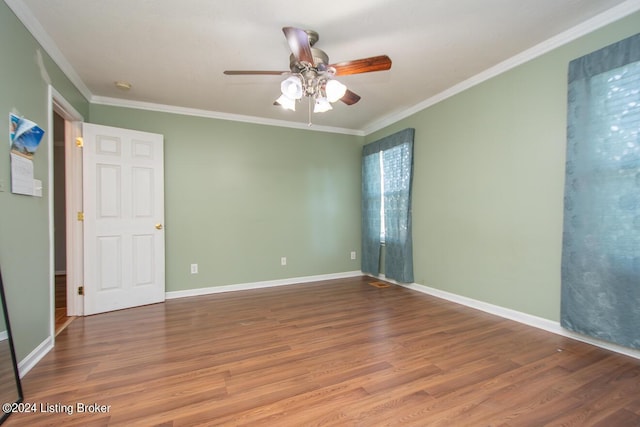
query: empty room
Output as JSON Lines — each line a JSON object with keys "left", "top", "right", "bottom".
{"left": 1, "top": 0, "right": 639, "bottom": 425}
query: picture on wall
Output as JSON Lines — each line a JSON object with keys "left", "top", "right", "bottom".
{"left": 8, "top": 113, "right": 45, "bottom": 196}
{"left": 9, "top": 113, "right": 44, "bottom": 158}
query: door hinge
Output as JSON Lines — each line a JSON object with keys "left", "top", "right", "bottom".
{"left": 77, "top": 211, "right": 84, "bottom": 221}
{"left": 75, "top": 137, "right": 84, "bottom": 148}
{"left": 78, "top": 286, "right": 84, "bottom": 296}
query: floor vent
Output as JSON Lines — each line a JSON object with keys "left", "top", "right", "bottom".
{"left": 369, "top": 281, "right": 391, "bottom": 288}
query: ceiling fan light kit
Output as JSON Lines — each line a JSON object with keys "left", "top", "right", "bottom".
{"left": 275, "top": 94, "right": 296, "bottom": 111}
{"left": 280, "top": 76, "right": 304, "bottom": 101}
{"left": 224, "top": 27, "right": 392, "bottom": 123}
{"left": 277, "top": 72, "right": 345, "bottom": 112}
{"left": 325, "top": 79, "right": 347, "bottom": 102}
{"left": 314, "top": 97, "right": 333, "bottom": 113}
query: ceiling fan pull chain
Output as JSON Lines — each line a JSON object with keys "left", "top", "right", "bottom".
{"left": 308, "top": 97, "right": 313, "bottom": 127}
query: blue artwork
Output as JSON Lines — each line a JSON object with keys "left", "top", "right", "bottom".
{"left": 10, "top": 113, "right": 44, "bottom": 157}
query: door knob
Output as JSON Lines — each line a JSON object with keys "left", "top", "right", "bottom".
{"left": 155, "top": 223, "right": 163, "bottom": 230}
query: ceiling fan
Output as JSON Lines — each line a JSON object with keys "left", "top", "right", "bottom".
{"left": 224, "top": 27, "right": 392, "bottom": 117}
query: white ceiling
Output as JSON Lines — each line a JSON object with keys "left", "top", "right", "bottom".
{"left": 8, "top": 0, "right": 640, "bottom": 134}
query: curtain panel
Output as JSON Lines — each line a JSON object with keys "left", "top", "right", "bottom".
{"left": 561, "top": 33, "right": 640, "bottom": 349}
{"left": 362, "top": 151, "right": 382, "bottom": 276}
{"left": 361, "top": 128, "right": 415, "bottom": 283}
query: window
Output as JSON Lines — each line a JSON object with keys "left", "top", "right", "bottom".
{"left": 379, "top": 151, "right": 386, "bottom": 242}
{"left": 361, "top": 128, "right": 415, "bottom": 283}
{"left": 561, "top": 33, "right": 640, "bottom": 350}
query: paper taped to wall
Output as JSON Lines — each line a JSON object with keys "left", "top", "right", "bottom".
{"left": 10, "top": 152, "right": 34, "bottom": 196}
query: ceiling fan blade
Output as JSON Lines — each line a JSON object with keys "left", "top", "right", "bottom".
{"left": 331, "top": 55, "right": 392, "bottom": 76}
{"left": 224, "top": 70, "right": 287, "bottom": 75}
{"left": 282, "top": 27, "right": 314, "bottom": 65}
{"left": 340, "top": 89, "right": 361, "bottom": 105}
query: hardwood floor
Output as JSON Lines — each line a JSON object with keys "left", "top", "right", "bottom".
{"left": 54, "top": 274, "right": 74, "bottom": 335}
{"left": 5, "top": 276, "right": 640, "bottom": 426}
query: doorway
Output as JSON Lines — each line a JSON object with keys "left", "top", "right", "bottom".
{"left": 53, "top": 111, "right": 72, "bottom": 334}
{"left": 49, "top": 87, "right": 84, "bottom": 340}
{"left": 48, "top": 88, "right": 165, "bottom": 337}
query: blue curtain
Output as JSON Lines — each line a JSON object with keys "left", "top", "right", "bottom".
{"left": 561, "top": 33, "right": 640, "bottom": 349}
{"left": 362, "top": 149, "right": 382, "bottom": 276}
{"left": 362, "top": 128, "right": 415, "bottom": 283}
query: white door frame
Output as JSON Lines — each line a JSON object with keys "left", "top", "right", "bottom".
{"left": 48, "top": 86, "right": 84, "bottom": 342}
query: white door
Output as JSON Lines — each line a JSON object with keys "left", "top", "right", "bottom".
{"left": 82, "top": 123, "right": 165, "bottom": 315}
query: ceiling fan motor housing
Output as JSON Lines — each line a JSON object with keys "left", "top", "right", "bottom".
{"left": 223, "top": 26, "right": 391, "bottom": 108}
{"left": 289, "top": 47, "right": 330, "bottom": 73}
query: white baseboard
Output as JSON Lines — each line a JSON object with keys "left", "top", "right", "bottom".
{"left": 0, "top": 330, "right": 7, "bottom": 341}
{"left": 18, "top": 335, "right": 54, "bottom": 378}
{"left": 396, "top": 280, "right": 640, "bottom": 361}
{"left": 20, "top": 271, "right": 637, "bottom": 383}
{"left": 165, "top": 270, "right": 363, "bottom": 300}
{"left": 167, "top": 270, "right": 640, "bottom": 360}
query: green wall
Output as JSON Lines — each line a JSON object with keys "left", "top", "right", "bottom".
{"left": 367, "top": 11, "right": 640, "bottom": 321}
{"left": 0, "top": 2, "right": 88, "bottom": 360}
{"left": 2, "top": 0, "right": 640, "bottom": 364}
{"left": 1, "top": 0, "right": 361, "bottom": 362}
{"left": 88, "top": 105, "right": 363, "bottom": 292}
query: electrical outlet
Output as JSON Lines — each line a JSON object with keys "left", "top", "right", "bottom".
{"left": 350, "top": 251, "right": 357, "bottom": 260}
{"left": 281, "top": 257, "right": 287, "bottom": 266}
{"left": 190, "top": 263, "right": 198, "bottom": 274}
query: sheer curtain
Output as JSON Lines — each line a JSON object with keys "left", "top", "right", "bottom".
{"left": 362, "top": 149, "right": 382, "bottom": 276}
{"left": 362, "top": 128, "right": 415, "bottom": 283}
{"left": 561, "top": 32, "right": 640, "bottom": 349}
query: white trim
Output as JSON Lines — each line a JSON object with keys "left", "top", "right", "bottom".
{"left": 396, "top": 281, "right": 640, "bottom": 361}
{"left": 4, "top": 0, "right": 92, "bottom": 101}
{"left": 18, "top": 271, "right": 640, "bottom": 380}
{"left": 47, "top": 86, "right": 55, "bottom": 341}
{"left": 362, "top": 0, "right": 640, "bottom": 135}
{"left": 91, "top": 96, "right": 364, "bottom": 136}
{"left": 5, "top": 0, "right": 359, "bottom": 136}
{"left": 166, "top": 271, "right": 363, "bottom": 300}
{"left": 51, "top": 87, "right": 84, "bottom": 122}
{"left": 63, "top": 120, "right": 84, "bottom": 318}
{"left": 48, "top": 86, "right": 84, "bottom": 346}
{"left": 0, "top": 330, "right": 7, "bottom": 341}
{"left": 10, "top": 0, "right": 639, "bottom": 136}
{"left": 17, "top": 335, "right": 53, "bottom": 378}
{"left": 168, "top": 270, "right": 640, "bottom": 360}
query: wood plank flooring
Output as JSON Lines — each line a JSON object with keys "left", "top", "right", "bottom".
{"left": 5, "top": 276, "right": 640, "bottom": 426}
{"left": 54, "top": 274, "right": 74, "bottom": 335}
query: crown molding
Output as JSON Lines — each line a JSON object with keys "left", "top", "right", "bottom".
{"left": 4, "top": 0, "right": 92, "bottom": 101}
{"left": 91, "top": 96, "right": 364, "bottom": 136}
{"left": 361, "top": 0, "right": 640, "bottom": 135}
{"left": 6, "top": 0, "right": 640, "bottom": 137}
{"left": 5, "top": 0, "right": 359, "bottom": 135}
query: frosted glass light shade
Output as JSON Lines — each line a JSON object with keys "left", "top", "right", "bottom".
{"left": 325, "top": 79, "right": 347, "bottom": 103}
{"left": 281, "top": 76, "right": 303, "bottom": 100}
{"left": 314, "top": 97, "right": 333, "bottom": 113}
{"left": 275, "top": 94, "right": 296, "bottom": 111}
